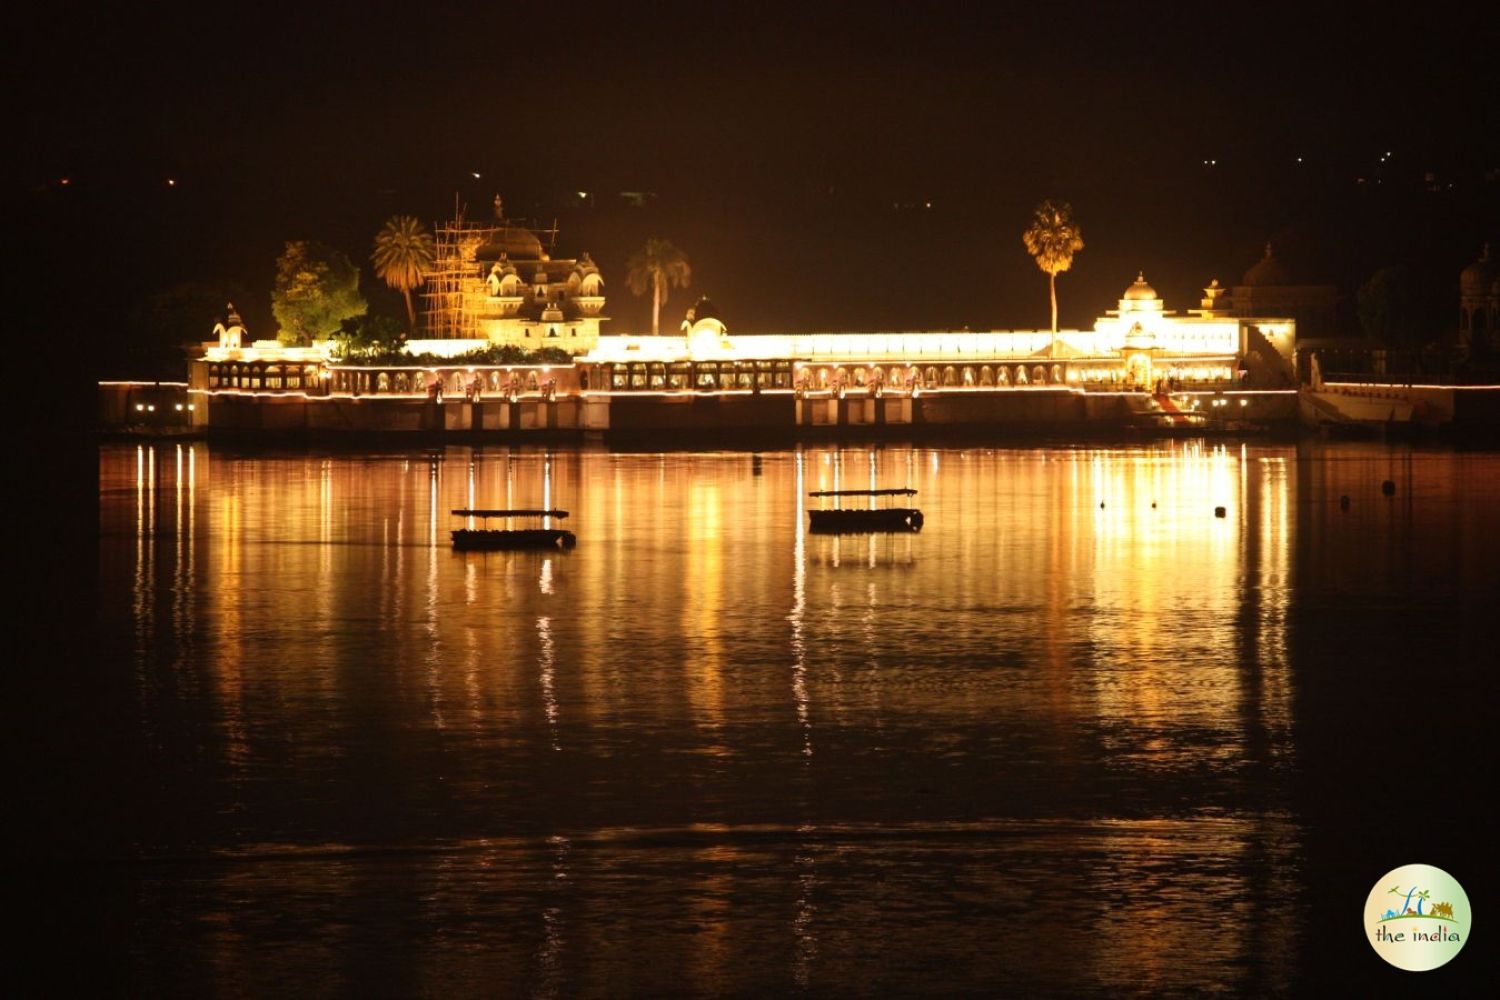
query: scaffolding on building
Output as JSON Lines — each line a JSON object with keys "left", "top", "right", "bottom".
{"left": 421, "top": 196, "right": 562, "bottom": 339}
{"left": 421, "top": 209, "right": 495, "bottom": 340}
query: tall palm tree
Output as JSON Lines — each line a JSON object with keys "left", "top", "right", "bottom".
{"left": 1022, "top": 200, "right": 1085, "bottom": 347}
{"left": 626, "top": 238, "right": 692, "bottom": 335}
{"left": 371, "top": 215, "right": 436, "bottom": 330}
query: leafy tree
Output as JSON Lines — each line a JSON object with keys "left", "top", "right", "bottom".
{"left": 626, "top": 238, "right": 692, "bottom": 335}
{"left": 1388, "top": 885, "right": 1428, "bottom": 916}
{"left": 333, "top": 314, "right": 406, "bottom": 360}
{"left": 272, "top": 241, "right": 367, "bottom": 345}
{"left": 488, "top": 344, "right": 531, "bottom": 365}
{"left": 1022, "top": 199, "right": 1085, "bottom": 340}
{"left": 531, "top": 346, "right": 574, "bottom": 364}
{"left": 1356, "top": 265, "right": 1420, "bottom": 346}
{"left": 371, "top": 215, "right": 436, "bottom": 330}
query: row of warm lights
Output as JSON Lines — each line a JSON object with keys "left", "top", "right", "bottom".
{"left": 322, "top": 365, "right": 551, "bottom": 374}
{"left": 58, "top": 177, "right": 176, "bottom": 187}
{"left": 1176, "top": 398, "right": 1249, "bottom": 410}
{"left": 134, "top": 403, "right": 196, "bottom": 412}
{"left": 1202, "top": 152, "right": 1391, "bottom": 167}
{"left": 1075, "top": 366, "right": 1235, "bottom": 382}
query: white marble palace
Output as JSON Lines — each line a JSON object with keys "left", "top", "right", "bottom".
{"left": 420, "top": 195, "right": 607, "bottom": 350}
{"left": 194, "top": 210, "right": 1300, "bottom": 400}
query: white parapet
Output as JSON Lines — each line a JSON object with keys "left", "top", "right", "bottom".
{"left": 403, "top": 339, "right": 494, "bottom": 358}
{"left": 202, "top": 340, "right": 337, "bottom": 363}
{"left": 580, "top": 330, "right": 1086, "bottom": 364}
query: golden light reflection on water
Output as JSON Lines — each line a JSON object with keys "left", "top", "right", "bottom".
{"left": 538, "top": 613, "right": 558, "bottom": 748}
{"left": 791, "top": 451, "right": 812, "bottom": 758}
{"left": 535, "top": 834, "right": 570, "bottom": 999}
{"left": 684, "top": 480, "right": 726, "bottom": 735}
{"left": 102, "top": 439, "right": 1309, "bottom": 783}
{"left": 98, "top": 440, "right": 1500, "bottom": 993}
{"left": 792, "top": 834, "right": 818, "bottom": 991}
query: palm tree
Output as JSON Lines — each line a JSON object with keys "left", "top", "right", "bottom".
{"left": 1022, "top": 200, "right": 1085, "bottom": 347}
{"left": 626, "top": 238, "right": 691, "bottom": 335}
{"left": 371, "top": 215, "right": 436, "bottom": 330}
{"left": 1389, "top": 885, "right": 1428, "bottom": 915}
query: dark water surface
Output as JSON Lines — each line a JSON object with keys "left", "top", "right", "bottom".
{"left": 90, "top": 441, "right": 1497, "bottom": 995}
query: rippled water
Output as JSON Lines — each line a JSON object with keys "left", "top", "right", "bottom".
{"left": 93, "top": 441, "right": 1498, "bottom": 994}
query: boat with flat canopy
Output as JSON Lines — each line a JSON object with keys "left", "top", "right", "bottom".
{"left": 450, "top": 508, "right": 577, "bottom": 550}
{"left": 807, "top": 488, "right": 923, "bottom": 534}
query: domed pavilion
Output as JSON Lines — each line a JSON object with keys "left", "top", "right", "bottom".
{"left": 420, "top": 194, "right": 608, "bottom": 350}
{"left": 1459, "top": 244, "right": 1499, "bottom": 355}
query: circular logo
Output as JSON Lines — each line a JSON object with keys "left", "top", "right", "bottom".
{"left": 1364, "top": 864, "right": 1471, "bottom": 971}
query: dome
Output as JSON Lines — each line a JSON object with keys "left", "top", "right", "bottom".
{"left": 685, "top": 296, "right": 722, "bottom": 324}
{"left": 478, "top": 225, "right": 544, "bottom": 261}
{"left": 1460, "top": 244, "right": 1496, "bottom": 295}
{"left": 1242, "top": 243, "right": 1292, "bottom": 287}
{"left": 1122, "top": 272, "right": 1158, "bottom": 301}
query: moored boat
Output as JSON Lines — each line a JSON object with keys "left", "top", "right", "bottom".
{"left": 451, "top": 508, "right": 576, "bottom": 550}
{"left": 807, "top": 488, "right": 923, "bottom": 533}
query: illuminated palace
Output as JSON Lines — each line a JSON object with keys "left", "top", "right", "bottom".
{"left": 575, "top": 274, "right": 1294, "bottom": 395}
{"left": 166, "top": 212, "right": 1308, "bottom": 433}
{"left": 423, "top": 196, "right": 607, "bottom": 349}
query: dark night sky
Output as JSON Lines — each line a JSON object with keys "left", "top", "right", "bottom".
{"left": 11, "top": 2, "right": 1498, "bottom": 373}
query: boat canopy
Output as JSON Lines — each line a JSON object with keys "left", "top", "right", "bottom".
{"left": 807, "top": 488, "right": 917, "bottom": 497}
{"left": 451, "top": 508, "right": 570, "bottom": 518}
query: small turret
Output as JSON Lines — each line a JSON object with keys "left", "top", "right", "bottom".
{"left": 1200, "top": 278, "right": 1228, "bottom": 314}
{"left": 218, "top": 301, "right": 247, "bottom": 349}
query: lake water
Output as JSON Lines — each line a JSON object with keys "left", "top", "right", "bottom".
{"left": 92, "top": 440, "right": 1497, "bottom": 995}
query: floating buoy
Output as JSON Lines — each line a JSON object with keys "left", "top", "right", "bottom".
{"left": 1214, "top": 506, "right": 1226, "bottom": 518}
{"left": 1151, "top": 502, "right": 1157, "bottom": 509}
{"left": 1339, "top": 495, "right": 1351, "bottom": 511}
{"left": 1099, "top": 501, "right": 1105, "bottom": 509}
{"left": 1382, "top": 480, "right": 1396, "bottom": 496}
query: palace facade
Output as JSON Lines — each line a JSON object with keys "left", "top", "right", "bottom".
{"left": 142, "top": 208, "right": 1328, "bottom": 433}
{"left": 102, "top": 221, "right": 1500, "bottom": 435}
{"left": 420, "top": 196, "right": 607, "bottom": 351}
{"left": 573, "top": 274, "right": 1295, "bottom": 396}
{"left": 186, "top": 269, "right": 1298, "bottom": 402}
